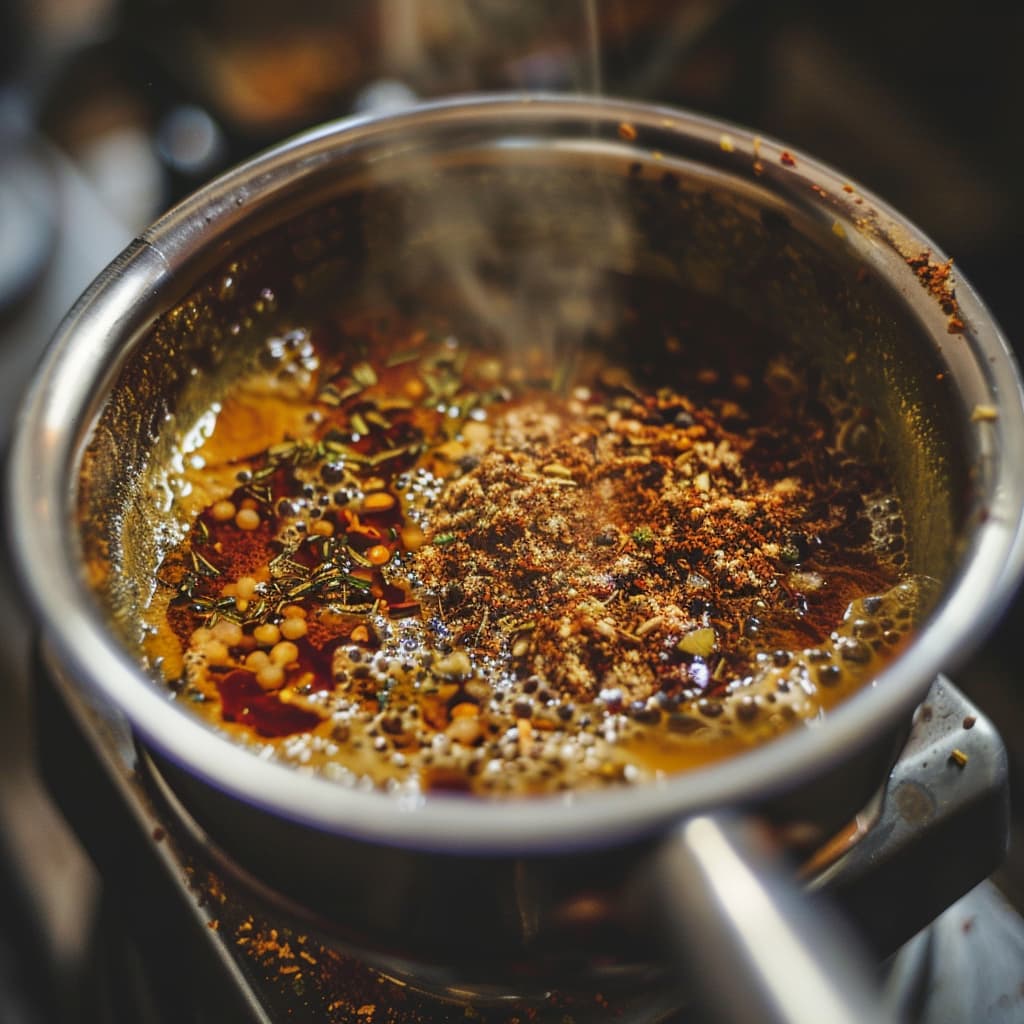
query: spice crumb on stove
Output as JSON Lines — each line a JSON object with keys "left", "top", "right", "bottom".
{"left": 144, "top": 294, "right": 926, "bottom": 797}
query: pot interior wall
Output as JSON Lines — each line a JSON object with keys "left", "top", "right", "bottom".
{"left": 76, "top": 144, "right": 965, "bottom": 665}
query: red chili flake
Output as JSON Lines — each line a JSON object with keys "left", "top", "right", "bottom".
{"left": 216, "top": 669, "right": 321, "bottom": 737}
{"left": 780, "top": 151, "right": 796, "bottom": 167}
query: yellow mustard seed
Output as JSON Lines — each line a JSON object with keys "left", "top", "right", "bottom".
{"left": 362, "top": 491, "right": 396, "bottom": 513}
{"left": 245, "top": 650, "right": 270, "bottom": 671}
{"left": 235, "top": 508, "right": 261, "bottom": 531}
{"left": 256, "top": 664, "right": 285, "bottom": 690}
{"left": 279, "top": 616, "right": 308, "bottom": 641}
{"left": 211, "top": 500, "right": 236, "bottom": 522}
{"left": 270, "top": 641, "right": 299, "bottom": 666}
{"left": 203, "top": 639, "right": 229, "bottom": 665}
{"left": 253, "top": 623, "right": 281, "bottom": 647}
{"left": 211, "top": 619, "right": 243, "bottom": 647}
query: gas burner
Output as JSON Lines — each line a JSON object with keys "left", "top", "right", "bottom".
{"left": 36, "top": 651, "right": 1012, "bottom": 1023}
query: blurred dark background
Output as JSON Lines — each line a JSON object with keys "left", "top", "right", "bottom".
{"left": 1, "top": 2, "right": 1022, "bottom": 1021}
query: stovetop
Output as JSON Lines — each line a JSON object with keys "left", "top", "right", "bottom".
{"left": 35, "top": 645, "right": 1024, "bottom": 1023}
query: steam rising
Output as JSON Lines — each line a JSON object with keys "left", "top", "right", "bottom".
{"left": 360, "top": 1, "right": 616, "bottom": 369}
{"left": 365, "top": 150, "right": 636, "bottom": 375}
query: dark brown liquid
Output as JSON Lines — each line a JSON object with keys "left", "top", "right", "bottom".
{"left": 145, "top": 288, "right": 917, "bottom": 795}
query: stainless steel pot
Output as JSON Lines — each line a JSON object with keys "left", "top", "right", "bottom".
{"left": 9, "top": 95, "right": 1024, "bottom": 1021}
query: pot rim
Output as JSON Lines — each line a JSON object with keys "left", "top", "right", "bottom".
{"left": 10, "top": 93, "right": 1024, "bottom": 854}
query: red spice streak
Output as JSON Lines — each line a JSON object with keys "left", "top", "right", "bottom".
{"left": 216, "top": 669, "right": 321, "bottom": 737}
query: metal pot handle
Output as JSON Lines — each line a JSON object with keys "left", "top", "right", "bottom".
{"left": 648, "top": 813, "right": 898, "bottom": 1024}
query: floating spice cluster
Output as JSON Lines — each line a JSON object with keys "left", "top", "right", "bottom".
{"left": 148, "top": 305, "right": 920, "bottom": 795}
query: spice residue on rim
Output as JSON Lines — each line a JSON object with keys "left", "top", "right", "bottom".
{"left": 906, "top": 250, "right": 964, "bottom": 334}
{"left": 144, "top": 290, "right": 922, "bottom": 797}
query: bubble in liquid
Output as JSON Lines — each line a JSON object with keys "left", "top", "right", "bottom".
{"left": 838, "top": 638, "right": 872, "bottom": 664}
{"left": 817, "top": 664, "right": 843, "bottom": 687}
{"left": 851, "top": 618, "right": 878, "bottom": 639}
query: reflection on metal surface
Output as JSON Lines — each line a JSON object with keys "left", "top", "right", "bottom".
{"left": 654, "top": 815, "right": 890, "bottom": 1024}
{"left": 810, "top": 676, "right": 1010, "bottom": 956}
{"left": 886, "top": 881, "right": 1024, "bottom": 1024}
{"left": 892, "top": 780, "right": 935, "bottom": 827}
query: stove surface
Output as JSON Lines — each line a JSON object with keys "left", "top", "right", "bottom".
{"left": 35, "top": 648, "right": 1022, "bottom": 1023}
